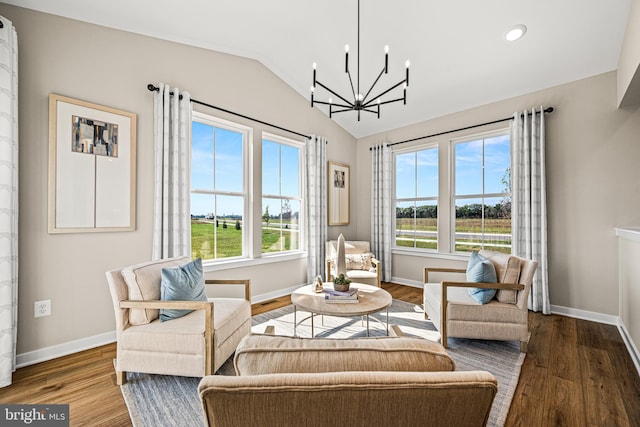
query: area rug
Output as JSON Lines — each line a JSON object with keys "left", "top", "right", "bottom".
{"left": 121, "top": 300, "right": 524, "bottom": 427}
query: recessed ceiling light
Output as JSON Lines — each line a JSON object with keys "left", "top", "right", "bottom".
{"left": 505, "top": 24, "right": 527, "bottom": 42}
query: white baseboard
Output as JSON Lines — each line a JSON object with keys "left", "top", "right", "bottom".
{"left": 617, "top": 321, "right": 640, "bottom": 377}
{"left": 252, "top": 283, "right": 304, "bottom": 304}
{"left": 550, "top": 304, "right": 618, "bottom": 325}
{"left": 16, "top": 331, "right": 116, "bottom": 369}
{"left": 390, "top": 277, "right": 424, "bottom": 289}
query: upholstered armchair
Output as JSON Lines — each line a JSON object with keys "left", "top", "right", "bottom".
{"left": 325, "top": 238, "right": 381, "bottom": 287}
{"left": 423, "top": 250, "right": 538, "bottom": 352}
{"left": 106, "top": 256, "right": 251, "bottom": 385}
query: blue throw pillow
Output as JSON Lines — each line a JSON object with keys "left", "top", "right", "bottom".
{"left": 466, "top": 251, "right": 498, "bottom": 304}
{"left": 160, "top": 258, "right": 207, "bottom": 321}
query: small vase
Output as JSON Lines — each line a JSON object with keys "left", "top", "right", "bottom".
{"left": 334, "top": 282, "right": 350, "bottom": 292}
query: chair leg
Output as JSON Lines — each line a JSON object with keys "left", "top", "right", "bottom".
{"left": 520, "top": 332, "right": 531, "bottom": 353}
{"left": 114, "top": 359, "right": 126, "bottom": 385}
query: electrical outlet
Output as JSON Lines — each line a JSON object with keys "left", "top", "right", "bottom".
{"left": 34, "top": 300, "right": 51, "bottom": 318}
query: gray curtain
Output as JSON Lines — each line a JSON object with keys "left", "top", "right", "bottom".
{"left": 0, "top": 16, "right": 18, "bottom": 388}
{"left": 152, "top": 83, "right": 193, "bottom": 260}
{"left": 371, "top": 144, "right": 391, "bottom": 282}
{"left": 512, "top": 107, "right": 550, "bottom": 314}
{"left": 305, "top": 135, "right": 327, "bottom": 283}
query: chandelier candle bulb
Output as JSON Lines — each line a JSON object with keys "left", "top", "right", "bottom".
{"left": 345, "top": 44, "right": 350, "bottom": 73}
{"left": 385, "top": 45, "right": 389, "bottom": 73}
{"left": 405, "top": 60, "right": 410, "bottom": 86}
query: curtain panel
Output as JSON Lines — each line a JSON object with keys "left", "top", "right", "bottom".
{"left": 305, "top": 135, "right": 327, "bottom": 283}
{"left": 512, "top": 107, "right": 550, "bottom": 314}
{"left": 0, "top": 16, "right": 18, "bottom": 388}
{"left": 152, "top": 84, "right": 193, "bottom": 260}
{"left": 371, "top": 144, "right": 392, "bottom": 282}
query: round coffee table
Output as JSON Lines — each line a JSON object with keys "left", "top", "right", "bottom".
{"left": 291, "top": 282, "right": 392, "bottom": 337}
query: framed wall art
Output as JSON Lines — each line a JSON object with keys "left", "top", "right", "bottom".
{"left": 328, "top": 161, "right": 350, "bottom": 226}
{"left": 48, "top": 93, "right": 137, "bottom": 233}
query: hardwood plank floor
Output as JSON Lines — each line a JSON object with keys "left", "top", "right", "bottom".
{"left": 1, "top": 283, "right": 638, "bottom": 426}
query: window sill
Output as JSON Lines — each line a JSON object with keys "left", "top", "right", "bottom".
{"left": 202, "top": 251, "right": 307, "bottom": 272}
{"left": 391, "top": 247, "right": 470, "bottom": 262}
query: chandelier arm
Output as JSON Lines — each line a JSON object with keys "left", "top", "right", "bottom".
{"left": 362, "top": 79, "right": 407, "bottom": 107}
{"left": 315, "top": 80, "right": 355, "bottom": 106}
{"left": 362, "top": 67, "right": 386, "bottom": 103}
{"left": 331, "top": 107, "right": 379, "bottom": 115}
{"left": 377, "top": 97, "right": 405, "bottom": 106}
{"left": 331, "top": 107, "right": 357, "bottom": 114}
{"left": 313, "top": 100, "right": 352, "bottom": 109}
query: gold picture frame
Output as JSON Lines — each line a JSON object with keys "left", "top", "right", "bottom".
{"left": 48, "top": 93, "right": 137, "bottom": 233}
{"left": 328, "top": 161, "right": 350, "bottom": 226}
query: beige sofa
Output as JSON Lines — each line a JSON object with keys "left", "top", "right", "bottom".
{"left": 326, "top": 239, "right": 381, "bottom": 287}
{"left": 423, "top": 250, "right": 538, "bottom": 351}
{"left": 198, "top": 334, "right": 498, "bottom": 427}
{"left": 106, "top": 256, "right": 251, "bottom": 384}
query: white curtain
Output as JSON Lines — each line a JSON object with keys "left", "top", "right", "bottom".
{"left": 0, "top": 16, "right": 18, "bottom": 388}
{"left": 152, "top": 83, "right": 193, "bottom": 260}
{"left": 371, "top": 144, "right": 391, "bottom": 282}
{"left": 305, "top": 135, "right": 327, "bottom": 283}
{"left": 512, "top": 107, "right": 550, "bottom": 314}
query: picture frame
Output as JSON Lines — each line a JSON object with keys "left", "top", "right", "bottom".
{"left": 328, "top": 161, "right": 350, "bottom": 226}
{"left": 48, "top": 93, "right": 137, "bottom": 233}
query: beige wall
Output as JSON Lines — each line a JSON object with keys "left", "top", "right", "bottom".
{"left": 356, "top": 71, "right": 640, "bottom": 316}
{"left": 618, "top": 0, "right": 640, "bottom": 107}
{"left": 1, "top": 4, "right": 357, "bottom": 355}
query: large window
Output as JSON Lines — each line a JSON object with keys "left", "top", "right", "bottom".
{"left": 394, "top": 147, "right": 438, "bottom": 250}
{"left": 191, "top": 113, "right": 249, "bottom": 261}
{"left": 262, "top": 134, "right": 303, "bottom": 254}
{"left": 392, "top": 129, "right": 511, "bottom": 256}
{"left": 454, "top": 133, "right": 511, "bottom": 254}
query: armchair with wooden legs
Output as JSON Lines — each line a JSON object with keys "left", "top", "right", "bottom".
{"left": 423, "top": 250, "right": 538, "bottom": 352}
{"left": 106, "top": 256, "right": 251, "bottom": 385}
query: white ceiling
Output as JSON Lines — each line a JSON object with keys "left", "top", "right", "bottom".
{"left": 5, "top": 0, "right": 631, "bottom": 138}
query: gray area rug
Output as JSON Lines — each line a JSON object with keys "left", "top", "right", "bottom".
{"left": 121, "top": 300, "right": 524, "bottom": 427}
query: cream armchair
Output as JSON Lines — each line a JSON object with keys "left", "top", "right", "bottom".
{"left": 423, "top": 250, "right": 538, "bottom": 352}
{"left": 325, "top": 239, "right": 381, "bottom": 287}
{"left": 106, "top": 256, "right": 251, "bottom": 385}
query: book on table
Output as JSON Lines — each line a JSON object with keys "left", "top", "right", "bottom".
{"left": 323, "top": 288, "right": 359, "bottom": 303}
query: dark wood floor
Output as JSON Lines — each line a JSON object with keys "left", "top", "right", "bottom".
{"left": 1, "top": 283, "right": 638, "bottom": 426}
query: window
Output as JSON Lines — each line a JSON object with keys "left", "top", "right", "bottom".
{"left": 453, "top": 133, "right": 511, "bottom": 254}
{"left": 392, "top": 129, "right": 511, "bottom": 256}
{"left": 262, "top": 134, "right": 303, "bottom": 254}
{"left": 191, "top": 113, "right": 249, "bottom": 261}
{"left": 394, "top": 147, "right": 438, "bottom": 250}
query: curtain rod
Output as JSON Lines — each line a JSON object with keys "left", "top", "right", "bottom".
{"left": 147, "top": 84, "right": 311, "bottom": 140}
{"left": 370, "top": 107, "right": 554, "bottom": 150}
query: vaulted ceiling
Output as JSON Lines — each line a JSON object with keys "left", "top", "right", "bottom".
{"left": 5, "top": 0, "right": 631, "bottom": 138}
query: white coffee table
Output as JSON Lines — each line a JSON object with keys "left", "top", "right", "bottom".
{"left": 291, "top": 282, "right": 392, "bottom": 337}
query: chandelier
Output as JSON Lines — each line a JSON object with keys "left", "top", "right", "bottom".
{"left": 310, "top": 0, "right": 410, "bottom": 121}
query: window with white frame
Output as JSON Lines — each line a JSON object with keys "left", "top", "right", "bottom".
{"left": 190, "top": 112, "right": 249, "bottom": 261}
{"left": 262, "top": 133, "right": 303, "bottom": 254}
{"left": 453, "top": 132, "right": 511, "bottom": 254}
{"left": 394, "top": 146, "right": 439, "bottom": 250}
{"left": 392, "top": 128, "right": 511, "bottom": 255}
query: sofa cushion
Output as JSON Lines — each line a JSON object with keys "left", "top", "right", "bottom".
{"left": 121, "top": 256, "right": 190, "bottom": 325}
{"left": 160, "top": 258, "right": 208, "bottom": 322}
{"left": 345, "top": 253, "right": 373, "bottom": 271}
{"left": 480, "top": 251, "right": 521, "bottom": 304}
{"left": 466, "top": 252, "right": 498, "bottom": 304}
{"left": 234, "top": 334, "right": 455, "bottom": 376}
{"left": 120, "top": 297, "right": 250, "bottom": 354}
